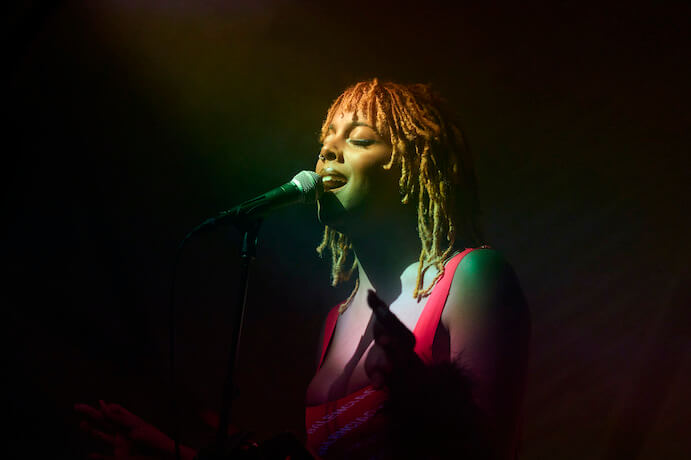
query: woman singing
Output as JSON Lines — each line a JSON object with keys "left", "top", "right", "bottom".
{"left": 76, "top": 79, "right": 530, "bottom": 460}
{"left": 305, "top": 79, "right": 530, "bottom": 459}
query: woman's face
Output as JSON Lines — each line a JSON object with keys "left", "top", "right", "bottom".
{"left": 315, "top": 110, "right": 402, "bottom": 231}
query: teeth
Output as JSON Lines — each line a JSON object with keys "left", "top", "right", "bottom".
{"left": 322, "top": 175, "right": 347, "bottom": 190}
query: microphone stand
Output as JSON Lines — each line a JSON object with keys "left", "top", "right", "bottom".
{"left": 196, "top": 217, "right": 262, "bottom": 460}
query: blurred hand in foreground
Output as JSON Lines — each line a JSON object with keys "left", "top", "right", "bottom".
{"left": 74, "top": 400, "right": 195, "bottom": 460}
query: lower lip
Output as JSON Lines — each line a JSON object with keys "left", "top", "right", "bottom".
{"left": 323, "top": 178, "right": 347, "bottom": 192}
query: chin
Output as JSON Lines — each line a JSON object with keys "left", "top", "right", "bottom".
{"left": 317, "top": 192, "right": 348, "bottom": 231}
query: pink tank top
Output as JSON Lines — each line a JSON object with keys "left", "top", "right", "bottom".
{"left": 305, "top": 248, "right": 480, "bottom": 459}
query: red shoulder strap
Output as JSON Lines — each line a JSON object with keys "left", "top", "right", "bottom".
{"left": 318, "top": 304, "right": 341, "bottom": 368}
{"left": 412, "top": 247, "right": 482, "bottom": 363}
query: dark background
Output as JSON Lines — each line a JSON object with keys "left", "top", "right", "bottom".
{"left": 5, "top": 1, "right": 689, "bottom": 459}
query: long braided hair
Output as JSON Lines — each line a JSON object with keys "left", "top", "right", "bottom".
{"left": 316, "top": 79, "right": 484, "bottom": 309}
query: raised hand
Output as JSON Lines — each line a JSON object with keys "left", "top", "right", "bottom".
{"left": 74, "top": 400, "right": 195, "bottom": 460}
{"left": 364, "top": 289, "right": 424, "bottom": 388}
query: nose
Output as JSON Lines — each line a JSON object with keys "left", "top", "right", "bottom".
{"left": 320, "top": 149, "right": 339, "bottom": 161}
{"left": 319, "top": 146, "right": 343, "bottom": 163}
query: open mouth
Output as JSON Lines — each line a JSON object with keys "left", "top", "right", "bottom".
{"left": 322, "top": 174, "right": 348, "bottom": 191}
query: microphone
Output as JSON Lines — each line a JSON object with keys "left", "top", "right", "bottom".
{"left": 186, "top": 170, "right": 323, "bottom": 238}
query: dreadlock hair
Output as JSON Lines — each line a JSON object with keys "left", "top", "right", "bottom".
{"left": 316, "top": 79, "right": 484, "bottom": 310}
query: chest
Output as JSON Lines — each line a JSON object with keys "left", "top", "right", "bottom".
{"left": 305, "top": 295, "right": 445, "bottom": 406}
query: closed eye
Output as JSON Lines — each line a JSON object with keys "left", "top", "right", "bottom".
{"left": 348, "top": 139, "right": 376, "bottom": 147}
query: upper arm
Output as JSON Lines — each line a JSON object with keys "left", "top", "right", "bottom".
{"left": 443, "top": 248, "right": 531, "bottom": 455}
{"left": 444, "top": 248, "right": 530, "bottom": 364}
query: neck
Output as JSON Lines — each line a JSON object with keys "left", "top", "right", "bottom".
{"left": 347, "top": 217, "right": 423, "bottom": 307}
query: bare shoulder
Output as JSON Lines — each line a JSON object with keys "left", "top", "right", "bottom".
{"left": 443, "top": 248, "right": 529, "bottom": 325}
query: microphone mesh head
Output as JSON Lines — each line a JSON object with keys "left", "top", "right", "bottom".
{"left": 292, "top": 170, "right": 324, "bottom": 202}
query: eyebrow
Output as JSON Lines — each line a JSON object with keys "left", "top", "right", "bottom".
{"left": 328, "top": 121, "right": 376, "bottom": 131}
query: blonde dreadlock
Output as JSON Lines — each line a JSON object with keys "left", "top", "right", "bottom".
{"left": 316, "top": 79, "right": 484, "bottom": 309}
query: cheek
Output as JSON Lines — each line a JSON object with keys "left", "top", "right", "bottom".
{"left": 343, "top": 172, "right": 400, "bottom": 216}
{"left": 359, "top": 165, "right": 400, "bottom": 198}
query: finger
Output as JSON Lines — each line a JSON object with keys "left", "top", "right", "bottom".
{"left": 76, "top": 404, "right": 119, "bottom": 435}
{"left": 367, "top": 289, "right": 389, "bottom": 311}
{"left": 74, "top": 403, "right": 106, "bottom": 422}
{"left": 100, "top": 400, "right": 131, "bottom": 415}
{"left": 367, "top": 290, "right": 402, "bottom": 329}
{"left": 368, "top": 290, "right": 413, "bottom": 336}
{"left": 80, "top": 421, "right": 116, "bottom": 446}
{"left": 104, "top": 402, "right": 134, "bottom": 418}
{"left": 366, "top": 290, "right": 417, "bottom": 362}
{"left": 99, "top": 401, "right": 136, "bottom": 428}
{"left": 365, "top": 345, "right": 393, "bottom": 387}
{"left": 373, "top": 315, "right": 415, "bottom": 352}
